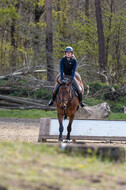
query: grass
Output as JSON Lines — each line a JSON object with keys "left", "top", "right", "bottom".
{"left": 0, "top": 109, "right": 125, "bottom": 120}
{"left": 0, "top": 142, "right": 126, "bottom": 190}
{"left": 0, "top": 109, "right": 57, "bottom": 119}
{"left": 107, "top": 112, "right": 126, "bottom": 120}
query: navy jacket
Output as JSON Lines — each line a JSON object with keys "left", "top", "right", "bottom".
{"left": 60, "top": 56, "right": 77, "bottom": 80}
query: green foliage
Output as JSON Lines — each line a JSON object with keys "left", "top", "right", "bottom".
{"left": 88, "top": 81, "right": 109, "bottom": 95}
{"left": 107, "top": 97, "right": 126, "bottom": 113}
{"left": 36, "top": 88, "right": 52, "bottom": 99}
{"left": 84, "top": 97, "right": 103, "bottom": 106}
{"left": 0, "top": 4, "right": 19, "bottom": 23}
{"left": 9, "top": 86, "right": 52, "bottom": 100}
{"left": 107, "top": 112, "right": 126, "bottom": 120}
{"left": 0, "top": 0, "right": 126, "bottom": 104}
{"left": 85, "top": 96, "right": 126, "bottom": 114}
{"left": 10, "top": 88, "right": 29, "bottom": 97}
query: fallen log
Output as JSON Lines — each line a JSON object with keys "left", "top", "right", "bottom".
{"left": 0, "top": 87, "right": 12, "bottom": 91}
{"left": 19, "top": 106, "right": 56, "bottom": 111}
{"left": 0, "top": 101, "right": 20, "bottom": 106}
{"left": 0, "top": 105, "right": 56, "bottom": 111}
{"left": 0, "top": 95, "right": 44, "bottom": 107}
{"left": 0, "top": 95, "right": 56, "bottom": 110}
{"left": 10, "top": 96, "right": 43, "bottom": 104}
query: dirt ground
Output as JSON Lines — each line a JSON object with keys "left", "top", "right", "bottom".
{"left": 0, "top": 117, "right": 40, "bottom": 142}
{"left": 0, "top": 117, "right": 126, "bottom": 150}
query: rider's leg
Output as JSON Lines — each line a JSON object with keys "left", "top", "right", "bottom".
{"left": 48, "top": 83, "right": 60, "bottom": 106}
{"left": 72, "top": 78, "right": 86, "bottom": 107}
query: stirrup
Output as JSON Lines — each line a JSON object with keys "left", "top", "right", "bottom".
{"left": 48, "top": 99, "right": 54, "bottom": 106}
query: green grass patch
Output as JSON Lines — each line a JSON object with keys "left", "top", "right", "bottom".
{"left": 0, "top": 109, "right": 57, "bottom": 119}
{"left": 0, "top": 109, "right": 125, "bottom": 120}
{"left": 0, "top": 142, "right": 126, "bottom": 190}
{"left": 107, "top": 112, "right": 126, "bottom": 120}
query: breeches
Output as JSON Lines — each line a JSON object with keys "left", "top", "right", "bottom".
{"left": 72, "top": 78, "right": 82, "bottom": 94}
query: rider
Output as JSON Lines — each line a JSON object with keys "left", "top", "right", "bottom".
{"left": 48, "top": 46, "right": 85, "bottom": 107}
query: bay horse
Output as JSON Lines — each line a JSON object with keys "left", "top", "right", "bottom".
{"left": 56, "top": 72, "right": 84, "bottom": 142}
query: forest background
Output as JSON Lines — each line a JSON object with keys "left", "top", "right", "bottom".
{"left": 0, "top": 0, "right": 126, "bottom": 117}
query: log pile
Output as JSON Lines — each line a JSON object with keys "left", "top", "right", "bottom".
{"left": 0, "top": 95, "right": 56, "bottom": 111}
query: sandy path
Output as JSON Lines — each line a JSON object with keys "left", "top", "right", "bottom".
{"left": 0, "top": 118, "right": 40, "bottom": 142}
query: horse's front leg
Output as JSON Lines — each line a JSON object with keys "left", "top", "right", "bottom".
{"left": 58, "top": 114, "right": 64, "bottom": 142}
{"left": 66, "top": 115, "right": 74, "bottom": 142}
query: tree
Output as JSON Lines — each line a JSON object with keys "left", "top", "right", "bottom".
{"left": 10, "top": 1, "right": 20, "bottom": 71}
{"left": 95, "top": 0, "right": 106, "bottom": 82}
{"left": 46, "top": 0, "right": 54, "bottom": 83}
{"left": 33, "top": 0, "right": 45, "bottom": 66}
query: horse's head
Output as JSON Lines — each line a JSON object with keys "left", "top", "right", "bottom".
{"left": 59, "top": 85, "right": 71, "bottom": 110}
{"left": 57, "top": 79, "right": 72, "bottom": 110}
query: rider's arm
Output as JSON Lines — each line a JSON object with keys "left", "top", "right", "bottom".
{"left": 72, "top": 59, "right": 77, "bottom": 80}
{"left": 60, "top": 59, "right": 64, "bottom": 80}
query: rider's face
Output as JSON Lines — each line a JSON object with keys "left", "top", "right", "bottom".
{"left": 65, "top": 51, "right": 72, "bottom": 58}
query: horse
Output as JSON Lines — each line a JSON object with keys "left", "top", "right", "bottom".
{"left": 56, "top": 73, "right": 84, "bottom": 142}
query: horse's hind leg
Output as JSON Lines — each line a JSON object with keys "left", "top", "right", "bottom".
{"left": 66, "top": 116, "right": 74, "bottom": 141}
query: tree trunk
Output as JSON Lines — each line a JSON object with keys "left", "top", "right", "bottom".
{"left": 11, "top": 19, "right": 16, "bottom": 48}
{"left": 85, "top": 0, "right": 89, "bottom": 21}
{"left": 106, "top": 0, "right": 113, "bottom": 64}
{"left": 46, "top": 0, "right": 54, "bottom": 83}
{"left": 115, "top": 25, "right": 121, "bottom": 82}
{"left": 10, "top": 2, "right": 20, "bottom": 72}
{"left": 85, "top": 0, "right": 89, "bottom": 38}
{"left": 85, "top": 0, "right": 90, "bottom": 60}
{"left": 95, "top": 0, "right": 106, "bottom": 82}
{"left": 33, "top": 1, "right": 44, "bottom": 66}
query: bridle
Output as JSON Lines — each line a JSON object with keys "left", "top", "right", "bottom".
{"left": 58, "top": 85, "right": 74, "bottom": 110}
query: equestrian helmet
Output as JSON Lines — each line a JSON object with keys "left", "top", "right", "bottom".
{"left": 64, "top": 46, "right": 73, "bottom": 53}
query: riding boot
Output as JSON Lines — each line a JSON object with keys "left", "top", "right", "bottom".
{"left": 48, "top": 93, "right": 57, "bottom": 106}
{"left": 48, "top": 83, "right": 60, "bottom": 106}
{"left": 78, "top": 92, "right": 86, "bottom": 107}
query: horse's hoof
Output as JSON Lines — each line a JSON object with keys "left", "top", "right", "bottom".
{"left": 64, "top": 139, "right": 70, "bottom": 143}
{"left": 59, "top": 138, "right": 63, "bottom": 143}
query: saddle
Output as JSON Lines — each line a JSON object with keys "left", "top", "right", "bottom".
{"left": 56, "top": 72, "right": 84, "bottom": 95}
